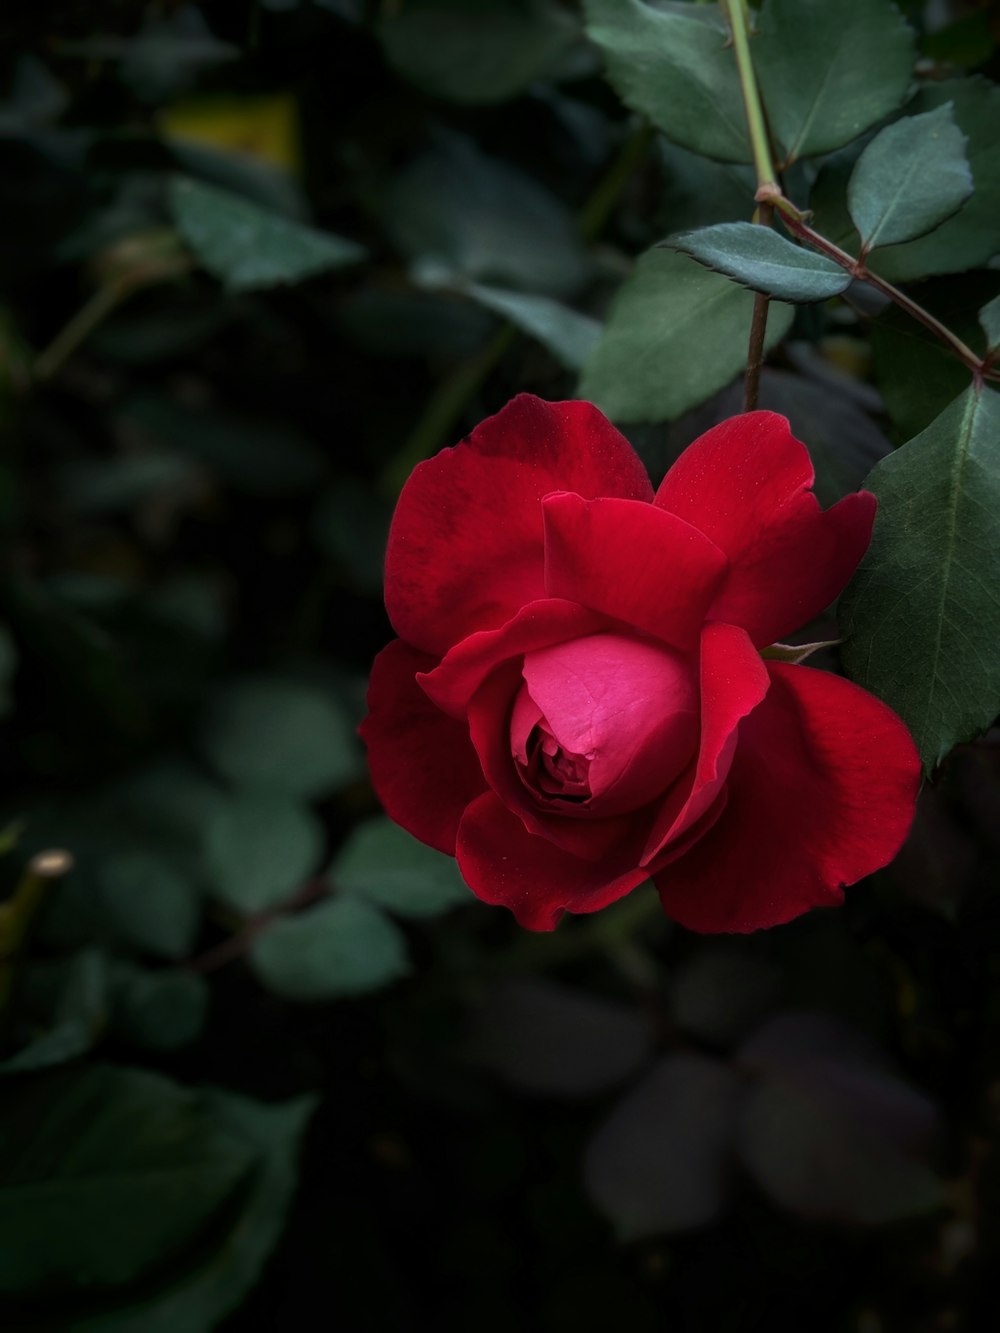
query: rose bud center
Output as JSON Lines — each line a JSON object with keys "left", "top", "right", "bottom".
{"left": 509, "top": 632, "right": 699, "bottom": 818}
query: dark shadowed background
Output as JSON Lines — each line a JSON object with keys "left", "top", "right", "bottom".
{"left": 2, "top": 2, "right": 1000, "bottom": 1330}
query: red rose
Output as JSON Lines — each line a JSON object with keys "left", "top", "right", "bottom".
{"left": 361, "top": 395, "right": 919, "bottom": 932}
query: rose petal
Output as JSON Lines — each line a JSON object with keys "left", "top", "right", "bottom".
{"left": 654, "top": 412, "right": 876, "bottom": 646}
{"left": 386, "top": 395, "right": 654, "bottom": 655}
{"left": 542, "top": 493, "right": 728, "bottom": 650}
{"left": 419, "top": 598, "right": 605, "bottom": 720}
{"left": 510, "top": 686, "right": 544, "bottom": 766}
{"left": 642, "top": 622, "right": 770, "bottom": 865}
{"left": 456, "top": 791, "right": 652, "bottom": 930}
{"left": 654, "top": 662, "right": 921, "bottom": 933}
{"left": 467, "top": 665, "right": 640, "bottom": 860}
{"left": 522, "top": 633, "right": 699, "bottom": 812}
{"left": 360, "top": 639, "right": 488, "bottom": 855}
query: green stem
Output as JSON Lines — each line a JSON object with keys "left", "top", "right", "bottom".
{"left": 187, "top": 876, "right": 329, "bottom": 975}
{"left": 33, "top": 282, "right": 129, "bottom": 382}
{"left": 0, "top": 850, "right": 74, "bottom": 1017}
{"left": 743, "top": 192, "right": 776, "bottom": 411}
{"left": 721, "top": 0, "right": 777, "bottom": 411}
{"left": 720, "top": 0, "right": 776, "bottom": 191}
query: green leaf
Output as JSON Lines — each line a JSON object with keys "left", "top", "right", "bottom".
{"left": 847, "top": 105, "right": 972, "bottom": 253}
{"left": 169, "top": 176, "right": 366, "bottom": 292}
{"left": 201, "top": 677, "right": 361, "bottom": 799}
{"left": 145, "top": 574, "right": 227, "bottom": 641}
{"left": 979, "top": 293, "right": 1000, "bottom": 352}
{"left": 754, "top": 0, "right": 916, "bottom": 164}
{"left": 464, "top": 282, "right": 601, "bottom": 371}
{"left": 1, "top": 951, "right": 108, "bottom": 1076}
{"left": 54, "top": 454, "right": 200, "bottom": 515}
{"left": 4, "top": 577, "right": 143, "bottom": 740}
{"left": 205, "top": 792, "right": 324, "bottom": 915}
{"left": 385, "top": 132, "right": 590, "bottom": 298}
{"left": 120, "top": 10, "right": 238, "bottom": 104}
{"left": 582, "top": 0, "right": 750, "bottom": 164}
{"left": 867, "top": 79, "right": 1000, "bottom": 282}
{"left": 68, "top": 1089, "right": 315, "bottom": 1333}
{"left": 23, "top": 774, "right": 223, "bottom": 956}
{"left": 95, "top": 850, "right": 202, "bottom": 960}
{"left": 108, "top": 962, "right": 208, "bottom": 1052}
{"left": 334, "top": 816, "right": 470, "bottom": 918}
{"left": 377, "top": 0, "right": 578, "bottom": 104}
{"left": 0, "top": 1065, "right": 254, "bottom": 1295}
{"left": 249, "top": 895, "right": 410, "bottom": 1000}
{"left": 840, "top": 384, "right": 1000, "bottom": 772}
{"left": 585, "top": 1054, "right": 739, "bottom": 1239}
{"left": 666, "top": 223, "right": 851, "bottom": 303}
{"left": 657, "top": 141, "right": 756, "bottom": 234}
{"left": 578, "top": 248, "right": 794, "bottom": 423}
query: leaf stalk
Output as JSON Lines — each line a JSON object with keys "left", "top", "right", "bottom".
{"left": 721, "top": 0, "right": 777, "bottom": 411}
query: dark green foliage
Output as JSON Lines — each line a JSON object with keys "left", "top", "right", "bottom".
{"left": 376, "top": 0, "right": 580, "bottom": 105}
{"left": 979, "top": 292, "right": 1000, "bottom": 351}
{"left": 200, "top": 677, "right": 361, "bottom": 798}
{"left": 583, "top": 0, "right": 751, "bottom": 163}
{"left": 334, "top": 817, "right": 471, "bottom": 918}
{"left": 3, "top": 0, "right": 1000, "bottom": 1328}
{"left": 384, "top": 132, "right": 591, "bottom": 297}
{"left": 170, "top": 177, "right": 368, "bottom": 291}
{"left": 846, "top": 104, "right": 973, "bottom": 253}
{"left": 809, "top": 78, "right": 1000, "bottom": 282}
{"left": 753, "top": 0, "right": 917, "bottom": 163}
{"left": 0, "top": 1065, "right": 256, "bottom": 1294}
{"left": 666, "top": 222, "right": 851, "bottom": 302}
{"left": 841, "top": 385, "right": 1000, "bottom": 772}
{"left": 579, "top": 249, "right": 793, "bottom": 421}
{"left": 249, "top": 895, "right": 411, "bottom": 1000}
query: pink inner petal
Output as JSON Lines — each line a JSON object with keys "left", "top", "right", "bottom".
{"left": 515, "top": 632, "right": 699, "bottom": 817}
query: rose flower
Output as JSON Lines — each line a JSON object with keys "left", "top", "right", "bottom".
{"left": 361, "top": 395, "right": 919, "bottom": 932}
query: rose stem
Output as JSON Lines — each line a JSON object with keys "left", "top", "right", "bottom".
{"left": 772, "top": 207, "right": 994, "bottom": 381}
{"left": 721, "top": 0, "right": 779, "bottom": 412}
{"left": 0, "top": 850, "right": 74, "bottom": 1023}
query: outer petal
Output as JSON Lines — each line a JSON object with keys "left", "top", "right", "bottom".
{"left": 642, "top": 621, "right": 770, "bottom": 864}
{"left": 456, "top": 792, "right": 650, "bottom": 931}
{"left": 386, "top": 395, "right": 654, "bottom": 655}
{"left": 542, "top": 493, "right": 728, "bottom": 649}
{"left": 655, "top": 663, "right": 920, "bottom": 934}
{"left": 359, "top": 639, "right": 488, "bottom": 855}
{"left": 654, "top": 412, "right": 876, "bottom": 646}
{"left": 419, "top": 598, "right": 606, "bottom": 720}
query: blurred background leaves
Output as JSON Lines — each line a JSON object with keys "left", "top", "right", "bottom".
{"left": 1, "top": 1, "right": 1000, "bottom": 1330}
